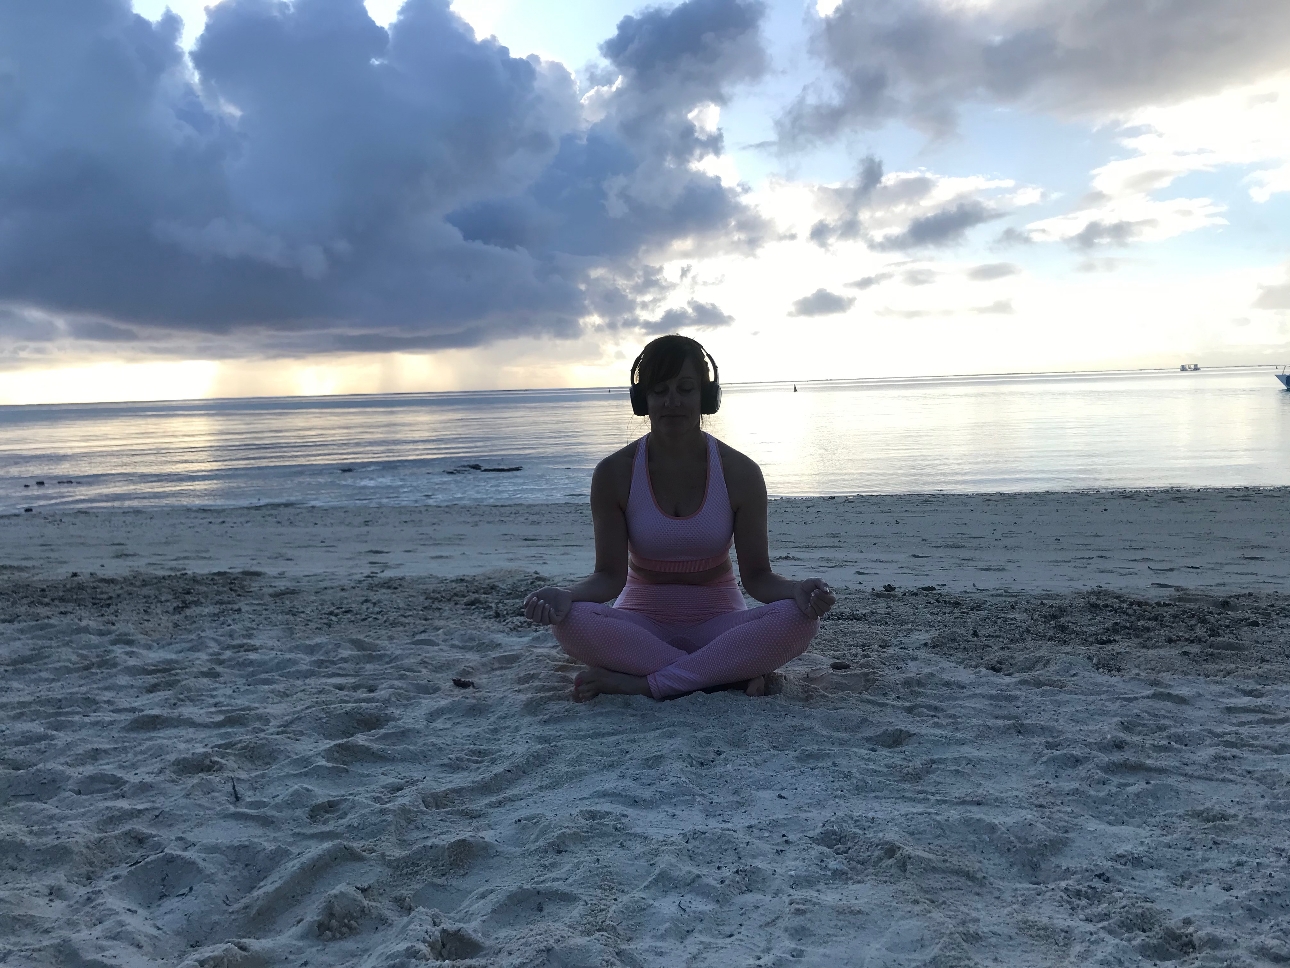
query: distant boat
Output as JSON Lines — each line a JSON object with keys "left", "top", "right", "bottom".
{"left": 1179, "top": 363, "right": 1200, "bottom": 371}
{"left": 793, "top": 384, "right": 798, "bottom": 392}
{"left": 1277, "top": 366, "right": 1290, "bottom": 390}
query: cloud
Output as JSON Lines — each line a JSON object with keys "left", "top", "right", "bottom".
{"left": 967, "top": 262, "right": 1019, "bottom": 281}
{"left": 874, "top": 307, "right": 934, "bottom": 319}
{"left": 779, "top": 0, "right": 1290, "bottom": 141}
{"left": 789, "top": 288, "right": 855, "bottom": 316}
{"left": 808, "top": 161, "right": 1026, "bottom": 252}
{"left": 1075, "top": 257, "right": 1125, "bottom": 273}
{"left": 993, "top": 227, "right": 1036, "bottom": 248}
{"left": 873, "top": 200, "right": 999, "bottom": 251}
{"left": 0, "top": 0, "right": 769, "bottom": 358}
{"left": 1025, "top": 197, "right": 1223, "bottom": 249}
{"left": 600, "top": 0, "right": 767, "bottom": 107}
{"left": 902, "top": 269, "right": 936, "bottom": 286}
{"left": 970, "top": 300, "right": 1014, "bottom": 315}
{"left": 808, "top": 155, "right": 882, "bottom": 246}
{"left": 641, "top": 298, "right": 734, "bottom": 334}
{"left": 1255, "top": 280, "right": 1290, "bottom": 311}
{"left": 845, "top": 273, "right": 891, "bottom": 290}
{"left": 1065, "top": 219, "right": 1153, "bottom": 250}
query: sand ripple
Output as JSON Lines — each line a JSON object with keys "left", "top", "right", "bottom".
{"left": 1, "top": 571, "right": 1288, "bottom": 966}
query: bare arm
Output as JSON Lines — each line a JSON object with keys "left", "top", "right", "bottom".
{"left": 724, "top": 445, "right": 835, "bottom": 618}
{"left": 567, "top": 456, "right": 629, "bottom": 603}
{"left": 524, "top": 450, "right": 631, "bottom": 624}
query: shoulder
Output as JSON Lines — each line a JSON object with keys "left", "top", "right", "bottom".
{"left": 713, "top": 438, "right": 766, "bottom": 499}
{"left": 591, "top": 440, "right": 638, "bottom": 505}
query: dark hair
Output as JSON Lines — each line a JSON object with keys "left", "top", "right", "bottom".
{"left": 629, "top": 334, "right": 721, "bottom": 415}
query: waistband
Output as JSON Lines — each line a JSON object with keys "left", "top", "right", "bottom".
{"left": 628, "top": 547, "right": 733, "bottom": 575}
{"left": 614, "top": 573, "right": 747, "bottom": 627}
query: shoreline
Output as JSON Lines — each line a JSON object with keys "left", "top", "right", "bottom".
{"left": 4, "top": 487, "right": 1287, "bottom": 592}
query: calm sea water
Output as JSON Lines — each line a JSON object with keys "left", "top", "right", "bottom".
{"left": 2, "top": 367, "right": 1288, "bottom": 513}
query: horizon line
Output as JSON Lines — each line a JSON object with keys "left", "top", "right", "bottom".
{"left": 0, "top": 361, "right": 1281, "bottom": 409}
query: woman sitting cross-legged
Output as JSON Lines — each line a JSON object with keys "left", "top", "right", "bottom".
{"left": 524, "top": 334, "right": 836, "bottom": 701}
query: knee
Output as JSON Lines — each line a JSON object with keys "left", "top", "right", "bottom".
{"left": 769, "top": 600, "right": 820, "bottom": 649}
{"left": 769, "top": 598, "right": 819, "bottom": 630}
{"left": 551, "top": 602, "right": 605, "bottom": 654}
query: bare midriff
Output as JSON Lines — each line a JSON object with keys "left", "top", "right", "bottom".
{"left": 627, "top": 556, "right": 734, "bottom": 586}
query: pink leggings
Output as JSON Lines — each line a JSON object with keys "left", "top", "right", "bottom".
{"left": 553, "top": 592, "right": 819, "bottom": 699}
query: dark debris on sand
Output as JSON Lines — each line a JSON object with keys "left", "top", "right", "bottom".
{"left": 819, "top": 587, "right": 1290, "bottom": 683}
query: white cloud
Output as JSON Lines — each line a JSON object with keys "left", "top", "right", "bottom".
{"left": 1019, "top": 75, "right": 1290, "bottom": 248}
{"left": 1248, "top": 164, "right": 1290, "bottom": 204}
{"left": 1110, "top": 73, "right": 1290, "bottom": 203}
{"left": 1025, "top": 197, "right": 1226, "bottom": 248}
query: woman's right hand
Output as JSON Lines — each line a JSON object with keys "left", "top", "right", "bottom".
{"left": 524, "top": 586, "right": 573, "bottom": 625}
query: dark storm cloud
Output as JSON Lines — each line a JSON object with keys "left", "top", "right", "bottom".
{"left": 789, "top": 289, "right": 855, "bottom": 317}
{"left": 601, "top": 0, "right": 767, "bottom": 106}
{"left": 0, "top": 0, "right": 765, "bottom": 357}
{"left": 780, "top": 0, "right": 1290, "bottom": 141}
{"left": 967, "top": 262, "right": 1020, "bottom": 281}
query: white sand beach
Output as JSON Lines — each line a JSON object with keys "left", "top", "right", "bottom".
{"left": 2, "top": 489, "right": 1289, "bottom": 967}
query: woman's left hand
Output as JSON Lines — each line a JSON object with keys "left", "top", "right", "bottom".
{"left": 794, "top": 578, "right": 836, "bottom": 619}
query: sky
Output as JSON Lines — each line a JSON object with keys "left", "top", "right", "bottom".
{"left": 1, "top": 0, "right": 1289, "bottom": 404}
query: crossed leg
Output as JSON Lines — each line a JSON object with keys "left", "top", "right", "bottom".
{"left": 553, "top": 600, "right": 819, "bottom": 700}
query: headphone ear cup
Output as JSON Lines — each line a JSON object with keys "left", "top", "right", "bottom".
{"left": 701, "top": 383, "right": 721, "bottom": 414}
{"left": 628, "top": 351, "right": 648, "bottom": 416}
{"left": 701, "top": 349, "right": 721, "bottom": 413}
{"left": 629, "top": 383, "right": 648, "bottom": 416}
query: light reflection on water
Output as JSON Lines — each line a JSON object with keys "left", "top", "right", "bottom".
{"left": 1, "top": 367, "right": 1287, "bottom": 512}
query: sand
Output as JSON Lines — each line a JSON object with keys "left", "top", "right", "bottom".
{"left": 1, "top": 490, "right": 1288, "bottom": 967}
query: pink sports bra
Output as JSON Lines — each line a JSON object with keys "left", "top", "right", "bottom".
{"left": 625, "top": 433, "right": 734, "bottom": 577}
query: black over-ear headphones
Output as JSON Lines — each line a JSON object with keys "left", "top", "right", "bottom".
{"left": 629, "top": 343, "right": 721, "bottom": 416}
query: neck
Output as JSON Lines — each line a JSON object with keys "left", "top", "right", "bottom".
{"left": 648, "top": 422, "right": 705, "bottom": 458}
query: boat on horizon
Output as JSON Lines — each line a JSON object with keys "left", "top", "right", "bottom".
{"left": 1179, "top": 363, "right": 1201, "bottom": 371}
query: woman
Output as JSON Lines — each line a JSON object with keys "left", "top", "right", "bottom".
{"left": 524, "top": 335, "right": 835, "bottom": 701}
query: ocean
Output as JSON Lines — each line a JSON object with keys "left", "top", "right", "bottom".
{"left": 2, "top": 366, "right": 1288, "bottom": 514}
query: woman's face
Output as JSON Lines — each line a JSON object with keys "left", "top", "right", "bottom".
{"left": 646, "top": 357, "right": 703, "bottom": 434}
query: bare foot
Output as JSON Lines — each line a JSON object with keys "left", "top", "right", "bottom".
{"left": 572, "top": 667, "right": 652, "bottom": 702}
{"left": 744, "top": 675, "right": 766, "bottom": 697}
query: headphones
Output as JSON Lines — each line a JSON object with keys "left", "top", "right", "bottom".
{"left": 629, "top": 342, "right": 721, "bottom": 416}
